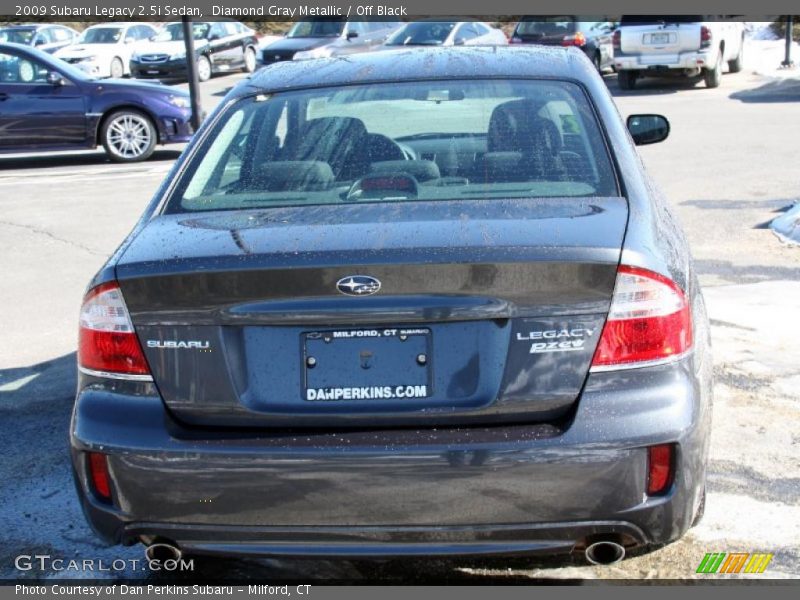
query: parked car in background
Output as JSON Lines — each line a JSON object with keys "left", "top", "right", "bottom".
{"left": 613, "top": 16, "right": 745, "bottom": 89}
{"left": 0, "top": 43, "right": 193, "bottom": 162}
{"left": 131, "top": 21, "right": 258, "bottom": 82}
{"left": 510, "top": 17, "right": 615, "bottom": 72}
{"left": 262, "top": 19, "right": 400, "bottom": 64}
{"left": 0, "top": 24, "right": 78, "bottom": 54}
{"left": 383, "top": 20, "right": 507, "bottom": 47}
{"left": 54, "top": 23, "right": 157, "bottom": 79}
{"left": 70, "top": 46, "right": 710, "bottom": 564}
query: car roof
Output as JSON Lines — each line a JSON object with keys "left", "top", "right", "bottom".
{"left": 241, "top": 46, "right": 592, "bottom": 96}
{"left": 1, "top": 24, "right": 40, "bottom": 30}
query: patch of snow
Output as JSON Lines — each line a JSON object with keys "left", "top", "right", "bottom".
{"left": 746, "top": 21, "right": 780, "bottom": 41}
{"left": 257, "top": 34, "right": 283, "bottom": 50}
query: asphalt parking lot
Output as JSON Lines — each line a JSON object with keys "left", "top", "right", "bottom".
{"left": 1, "top": 55, "right": 799, "bottom": 581}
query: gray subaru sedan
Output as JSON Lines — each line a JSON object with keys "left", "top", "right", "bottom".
{"left": 71, "top": 46, "right": 711, "bottom": 566}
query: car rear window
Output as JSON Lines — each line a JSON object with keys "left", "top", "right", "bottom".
{"left": 165, "top": 79, "right": 618, "bottom": 214}
{"left": 385, "top": 22, "right": 457, "bottom": 46}
{"left": 515, "top": 17, "right": 576, "bottom": 36}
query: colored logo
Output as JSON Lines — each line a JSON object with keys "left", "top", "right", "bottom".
{"left": 696, "top": 552, "right": 773, "bottom": 574}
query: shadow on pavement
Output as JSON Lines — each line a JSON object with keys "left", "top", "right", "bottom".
{"left": 729, "top": 78, "right": 800, "bottom": 103}
{"left": 0, "top": 149, "right": 182, "bottom": 172}
{"left": 604, "top": 73, "right": 700, "bottom": 97}
{"left": 148, "top": 555, "right": 586, "bottom": 584}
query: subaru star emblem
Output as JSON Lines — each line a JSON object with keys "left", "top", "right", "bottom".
{"left": 336, "top": 276, "right": 381, "bottom": 297}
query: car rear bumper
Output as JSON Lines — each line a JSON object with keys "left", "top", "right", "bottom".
{"left": 131, "top": 61, "right": 187, "bottom": 81}
{"left": 615, "top": 50, "right": 715, "bottom": 72}
{"left": 70, "top": 356, "right": 711, "bottom": 557}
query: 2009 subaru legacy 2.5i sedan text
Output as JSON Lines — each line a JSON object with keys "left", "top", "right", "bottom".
{"left": 71, "top": 45, "right": 711, "bottom": 566}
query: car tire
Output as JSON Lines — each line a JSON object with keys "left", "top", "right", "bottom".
{"left": 704, "top": 53, "right": 722, "bottom": 88}
{"left": 242, "top": 47, "right": 257, "bottom": 73}
{"left": 593, "top": 51, "right": 602, "bottom": 74}
{"left": 728, "top": 40, "right": 744, "bottom": 73}
{"left": 110, "top": 57, "right": 124, "bottom": 79}
{"left": 691, "top": 487, "right": 706, "bottom": 527}
{"left": 101, "top": 109, "right": 157, "bottom": 163}
{"left": 197, "top": 56, "right": 212, "bottom": 82}
{"left": 617, "top": 70, "right": 636, "bottom": 90}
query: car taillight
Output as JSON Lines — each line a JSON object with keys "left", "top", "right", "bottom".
{"left": 87, "top": 452, "right": 112, "bottom": 502}
{"left": 647, "top": 444, "right": 674, "bottom": 495}
{"left": 561, "top": 31, "right": 586, "bottom": 47}
{"left": 612, "top": 29, "right": 621, "bottom": 51}
{"left": 78, "top": 281, "right": 150, "bottom": 376}
{"left": 591, "top": 266, "right": 693, "bottom": 370}
{"left": 700, "top": 25, "right": 712, "bottom": 49}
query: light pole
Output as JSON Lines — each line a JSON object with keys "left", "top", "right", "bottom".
{"left": 181, "top": 16, "right": 203, "bottom": 131}
{"left": 781, "top": 16, "right": 794, "bottom": 68}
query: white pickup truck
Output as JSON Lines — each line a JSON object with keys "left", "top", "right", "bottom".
{"left": 613, "top": 16, "right": 745, "bottom": 89}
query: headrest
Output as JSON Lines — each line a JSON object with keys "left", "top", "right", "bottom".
{"left": 487, "top": 99, "right": 562, "bottom": 155}
{"left": 253, "top": 161, "right": 334, "bottom": 191}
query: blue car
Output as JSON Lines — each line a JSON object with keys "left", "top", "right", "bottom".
{"left": 0, "top": 42, "right": 194, "bottom": 162}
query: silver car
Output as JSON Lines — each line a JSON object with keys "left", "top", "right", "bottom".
{"left": 383, "top": 20, "right": 508, "bottom": 47}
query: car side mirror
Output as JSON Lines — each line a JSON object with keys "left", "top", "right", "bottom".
{"left": 34, "top": 37, "right": 46, "bottom": 46}
{"left": 46, "top": 71, "right": 65, "bottom": 86}
{"left": 346, "top": 31, "right": 359, "bottom": 40}
{"left": 627, "top": 114, "right": 670, "bottom": 145}
{"left": 454, "top": 37, "right": 466, "bottom": 46}
{"left": 209, "top": 33, "right": 221, "bottom": 41}
{"left": 125, "top": 37, "right": 136, "bottom": 44}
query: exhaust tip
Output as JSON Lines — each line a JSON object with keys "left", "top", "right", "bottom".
{"left": 585, "top": 539, "right": 626, "bottom": 566}
{"left": 144, "top": 540, "right": 182, "bottom": 562}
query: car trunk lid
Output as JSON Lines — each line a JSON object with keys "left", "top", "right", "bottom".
{"left": 117, "top": 198, "right": 627, "bottom": 428}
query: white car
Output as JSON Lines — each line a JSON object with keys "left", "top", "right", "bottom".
{"left": 383, "top": 21, "right": 507, "bottom": 48}
{"left": 614, "top": 16, "right": 745, "bottom": 89}
{"left": 54, "top": 23, "right": 157, "bottom": 79}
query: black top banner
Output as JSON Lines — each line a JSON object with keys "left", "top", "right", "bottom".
{"left": 0, "top": 0, "right": 797, "bottom": 19}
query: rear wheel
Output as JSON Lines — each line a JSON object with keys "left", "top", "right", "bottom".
{"left": 704, "top": 52, "right": 722, "bottom": 88}
{"left": 197, "top": 56, "right": 211, "bottom": 82}
{"left": 109, "top": 57, "right": 124, "bottom": 79}
{"left": 617, "top": 70, "right": 636, "bottom": 90}
{"left": 242, "top": 47, "right": 257, "bottom": 73}
{"left": 101, "top": 110, "right": 156, "bottom": 163}
{"left": 728, "top": 39, "right": 744, "bottom": 73}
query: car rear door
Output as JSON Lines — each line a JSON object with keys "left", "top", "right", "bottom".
{"left": 0, "top": 50, "right": 86, "bottom": 149}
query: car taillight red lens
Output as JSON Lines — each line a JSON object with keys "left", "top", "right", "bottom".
{"left": 78, "top": 282, "right": 150, "bottom": 376}
{"left": 591, "top": 266, "right": 693, "bottom": 369}
{"left": 647, "top": 444, "right": 674, "bottom": 495}
{"left": 612, "top": 29, "right": 621, "bottom": 50}
{"left": 561, "top": 32, "right": 586, "bottom": 46}
{"left": 87, "top": 452, "right": 112, "bottom": 502}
